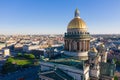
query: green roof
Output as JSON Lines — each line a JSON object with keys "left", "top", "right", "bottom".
{"left": 43, "top": 71, "right": 64, "bottom": 80}
{"left": 56, "top": 68, "right": 74, "bottom": 80}
{"left": 41, "top": 68, "right": 74, "bottom": 80}
{"left": 43, "top": 54, "right": 88, "bottom": 70}
{"left": 100, "top": 62, "right": 116, "bottom": 77}
{"left": 48, "top": 57, "right": 87, "bottom": 70}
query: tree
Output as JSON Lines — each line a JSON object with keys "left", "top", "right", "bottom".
{"left": 24, "top": 53, "right": 29, "bottom": 58}
{"left": 114, "top": 76, "right": 118, "bottom": 80}
{"left": 2, "top": 58, "right": 16, "bottom": 74}
{"left": 28, "top": 54, "right": 35, "bottom": 59}
{"left": 17, "top": 53, "right": 22, "bottom": 57}
{"left": 23, "top": 53, "right": 35, "bottom": 59}
{"left": 6, "top": 57, "right": 14, "bottom": 63}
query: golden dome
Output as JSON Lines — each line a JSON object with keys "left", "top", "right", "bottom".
{"left": 67, "top": 8, "right": 87, "bottom": 30}
{"left": 67, "top": 18, "right": 87, "bottom": 29}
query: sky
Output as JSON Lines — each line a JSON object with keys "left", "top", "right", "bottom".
{"left": 0, "top": 0, "right": 120, "bottom": 35}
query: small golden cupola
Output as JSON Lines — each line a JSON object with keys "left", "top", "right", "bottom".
{"left": 91, "top": 47, "right": 98, "bottom": 53}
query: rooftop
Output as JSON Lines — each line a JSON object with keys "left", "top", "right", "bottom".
{"left": 44, "top": 54, "right": 89, "bottom": 70}
{"left": 40, "top": 68, "right": 74, "bottom": 80}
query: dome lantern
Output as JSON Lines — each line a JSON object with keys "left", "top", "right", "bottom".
{"left": 75, "top": 8, "right": 80, "bottom": 18}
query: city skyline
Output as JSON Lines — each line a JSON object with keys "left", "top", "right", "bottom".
{"left": 0, "top": 0, "right": 120, "bottom": 34}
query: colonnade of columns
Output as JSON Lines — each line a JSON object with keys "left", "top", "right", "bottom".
{"left": 64, "top": 39, "right": 90, "bottom": 52}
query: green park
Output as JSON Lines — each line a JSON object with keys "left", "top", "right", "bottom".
{"left": 1, "top": 53, "right": 39, "bottom": 74}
